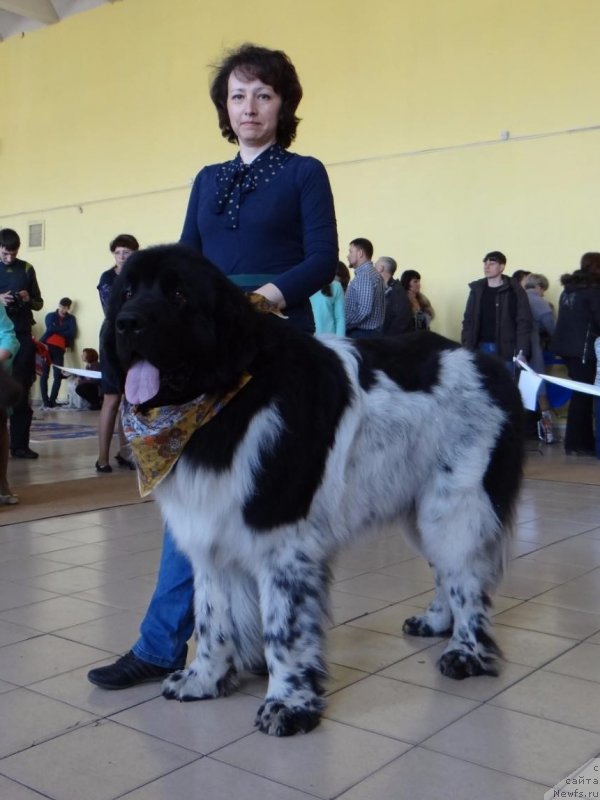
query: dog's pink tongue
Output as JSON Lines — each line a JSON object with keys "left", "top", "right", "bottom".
{"left": 125, "top": 361, "right": 160, "bottom": 404}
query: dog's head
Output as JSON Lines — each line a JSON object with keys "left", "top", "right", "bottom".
{"left": 104, "top": 244, "right": 261, "bottom": 407}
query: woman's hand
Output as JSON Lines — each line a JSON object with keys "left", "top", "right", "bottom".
{"left": 254, "top": 283, "right": 286, "bottom": 310}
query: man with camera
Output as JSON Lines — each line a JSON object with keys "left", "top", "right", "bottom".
{"left": 0, "top": 229, "right": 44, "bottom": 458}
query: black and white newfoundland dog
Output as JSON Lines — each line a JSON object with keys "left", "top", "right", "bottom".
{"left": 105, "top": 244, "right": 524, "bottom": 737}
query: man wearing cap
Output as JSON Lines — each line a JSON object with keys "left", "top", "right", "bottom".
{"left": 461, "top": 250, "right": 532, "bottom": 368}
{"left": 39, "top": 298, "right": 77, "bottom": 409}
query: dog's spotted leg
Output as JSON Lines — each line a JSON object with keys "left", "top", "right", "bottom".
{"left": 162, "top": 567, "right": 239, "bottom": 701}
{"left": 403, "top": 567, "right": 453, "bottom": 637}
{"left": 416, "top": 489, "right": 505, "bottom": 680}
{"left": 437, "top": 577, "right": 501, "bottom": 680}
{"left": 254, "top": 550, "right": 330, "bottom": 736}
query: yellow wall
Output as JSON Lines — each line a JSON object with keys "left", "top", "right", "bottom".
{"left": 1, "top": 0, "right": 599, "bottom": 360}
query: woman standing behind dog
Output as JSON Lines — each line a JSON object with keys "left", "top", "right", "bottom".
{"left": 88, "top": 43, "right": 338, "bottom": 689}
{"left": 95, "top": 234, "right": 139, "bottom": 473}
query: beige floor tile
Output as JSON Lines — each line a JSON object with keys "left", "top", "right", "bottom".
{"left": 40, "top": 542, "right": 132, "bottom": 566}
{"left": 213, "top": 719, "right": 410, "bottom": 798}
{"left": 0, "top": 718, "right": 199, "bottom": 800}
{"left": 325, "top": 663, "right": 370, "bottom": 695}
{"left": 423, "top": 704, "right": 600, "bottom": 786}
{"left": 506, "top": 555, "right": 591, "bottom": 582}
{"left": 0, "top": 594, "right": 121, "bottom": 632}
{"left": 491, "top": 670, "right": 600, "bottom": 732}
{"left": 122, "top": 757, "right": 317, "bottom": 800}
{"left": 329, "top": 589, "right": 388, "bottom": 625}
{"left": 0, "top": 580, "right": 58, "bottom": 611}
{"left": 333, "top": 572, "right": 432, "bottom": 603}
{"left": 0, "top": 617, "right": 41, "bottom": 646}
{"left": 494, "top": 600, "right": 600, "bottom": 639}
{"left": 533, "top": 568, "right": 600, "bottom": 613}
{"left": 30, "top": 662, "right": 165, "bottom": 716}
{"left": 336, "top": 747, "right": 546, "bottom": 800}
{"left": 380, "top": 642, "right": 533, "bottom": 701}
{"left": 495, "top": 623, "right": 577, "bottom": 666}
{"left": 346, "top": 600, "right": 441, "bottom": 637}
{"left": 516, "top": 517, "right": 599, "bottom": 542}
{"left": 54, "top": 608, "right": 142, "bottom": 653}
{"left": 509, "top": 539, "right": 546, "bottom": 557}
{"left": 543, "top": 641, "right": 600, "bottom": 682}
{"left": 23, "top": 565, "right": 113, "bottom": 594}
{"left": 0, "top": 775, "right": 50, "bottom": 799}
{"left": 27, "top": 516, "right": 105, "bottom": 535}
{"left": 525, "top": 537, "right": 600, "bottom": 568}
{"left": 325, "top": 674, "right": 478, "bottom": 742}
{"left": 73, "top": 576, "right": 155, "bottom": 612}
{"left": 497, "top": 572, "right": 563, "bottom": 599}
{"left": 328, "top": 624, "right": 430, "bottom": 672}
{"left": 113, "top": 692, "right": 260, "bottom": 753}
{"left": 0, "top": 634, "right": 109, "bottom": 685}
{"left": 0, "top": 687, "right": 96, "bottom": 758}
{"left": 375, "top": 557, "right": 437, "bottom": 582}
{"left": 87, "top": 550, "right": 161, "bottom": 579}
{"left": 0, "top": 556, "right": 73, "bottom": 581}
{"left": 0, "top": 535, "right": 80, "bottom": 559}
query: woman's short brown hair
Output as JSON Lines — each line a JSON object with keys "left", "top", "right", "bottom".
{"left": 110, "top": 234, "right": 139, "bottom": 253}
{"left": 210, "top": 43, "right": 303, "bottom": 149}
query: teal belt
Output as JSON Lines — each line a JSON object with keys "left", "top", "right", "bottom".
{"left": 227, "top": 274, "right": 274, "bottom": 288}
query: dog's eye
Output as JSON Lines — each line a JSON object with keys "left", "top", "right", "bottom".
{"left": 123, "top": 288, "right": 133, "bottom": 301}
{"left": 174, "top": 289, "right": 186, "bottom": 304}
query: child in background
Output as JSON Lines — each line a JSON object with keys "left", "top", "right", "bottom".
{"left": 74, "top": 348, "right": 102, "bottom": 410}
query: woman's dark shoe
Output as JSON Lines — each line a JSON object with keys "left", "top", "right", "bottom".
{"left": 87, "top": 651, "right": 173, "bottom": 690}
{"left": 115, "top": 453, "right": 136, "bottom": 470}
{"left": 95, "top": 461, "right": 113, "bottom": 473}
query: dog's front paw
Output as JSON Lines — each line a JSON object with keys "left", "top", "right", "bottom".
{"left": 437, "top": 649, "right": 499, "bottom": 680}
{"left": 255, "top": 699, "right": 322, "bottom": 736}
{"left": 403, "top": 615, "right": 452, "bottom": 637}
{"left": 162, "top": 666, "right": 238, "bottom": 701}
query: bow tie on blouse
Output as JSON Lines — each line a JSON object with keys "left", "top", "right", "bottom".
{"left": 213, "top": 143, "right": 291, "bottom": 229}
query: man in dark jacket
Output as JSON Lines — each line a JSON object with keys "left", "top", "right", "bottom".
{"left": 461, "top": 251, "right": 532, "bottom": 369}
{"left": 39, "top": 297, "right": 77, "bottom": 408}
{"left": 0, "top": 228, "right": 44, "bottom": 459}
{"left": 374, "top": 256, "right": 413, "bottom": 336}
{"left": 551, "top": 252, "right": 600, "bottom": 455}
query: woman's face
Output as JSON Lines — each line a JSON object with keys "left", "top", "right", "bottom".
{"left": 113, "top": 246, "right": 135, "bottom": 272}
{"left": 226, "top": 71, "right": 282, "bottom": 150}
{"left": 409, "top": 277, "right": 421, "bottom": 293}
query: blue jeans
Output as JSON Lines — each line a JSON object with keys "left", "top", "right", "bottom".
{"left": 132, "top": 525, "right": 194, "bottom": 668}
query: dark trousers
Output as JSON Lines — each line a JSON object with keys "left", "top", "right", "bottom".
{"left": 39, "top": 344, "right": 65, "bottom": 405}
{"left": 76, "top": 381, "right": 101, "bottom": 409}
{"left": 563, "top": 356, "right": 596, "bottom": 452}
{"left": 10, "top": 331, "right": 36, "bottom": 451}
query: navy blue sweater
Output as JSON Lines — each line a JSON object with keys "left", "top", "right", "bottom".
{"left": 180, "top": 153, "right": 338, "bottom": 331}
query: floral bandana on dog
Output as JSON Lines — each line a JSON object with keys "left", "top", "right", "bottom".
{"left": 121, "top": 373, "right": 252, "bottom": 497}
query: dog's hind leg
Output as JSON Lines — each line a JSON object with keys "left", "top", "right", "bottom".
{"left": 254, "top": 546, "right": 331, "bottom": 736}
{"left": 162, "top": 564, "right": 250, "bottom": 701}
{"left": 418, "top": 491, "right": 506, "bottom": 680}
{"left": 403, "top": 567, "right": 453, "bottom": 637}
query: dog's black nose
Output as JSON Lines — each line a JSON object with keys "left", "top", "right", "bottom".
{"left": 116, "top": 311, "right": 147, "bottom": 335}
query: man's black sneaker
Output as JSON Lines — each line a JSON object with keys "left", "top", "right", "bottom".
{"left": 11, "top": 448, "right": 39, "bottom": 459}
{"left": 87, "top": 651, "right": 173, "bottom": 690}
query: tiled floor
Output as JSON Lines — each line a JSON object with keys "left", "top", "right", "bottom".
{"left": 0, "top": 412, "right": 600, "bottom": 798}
